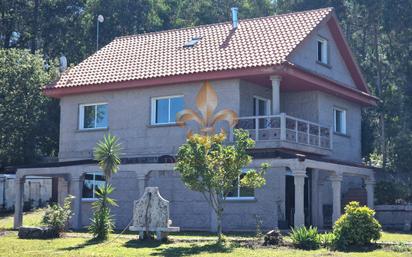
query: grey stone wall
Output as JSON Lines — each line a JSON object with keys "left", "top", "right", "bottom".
{"left": 59, "top": 80, "right": 240, "bottom": 161}
{"left": 239, "top": 80, "right": 272, "bottom": 117}
{"left": 375, "top": 205, "right": 412, "bottom": 231}
{"left": 79, "top": 166, "right": 286, "bottom": 232}
{"left": 281, "top": 91, "right": 319, "bottom": 123}
{"left": 318, "top": 91, "right": 362, "bottom": 162}
{"left": 81, "top": 170, "right": 140, "bottom": 229}
{"left": 288, "top": 23, "right": 357, "bottom": 89}
{"left": 0, "top": 175, "right": 52, "bottom": 211}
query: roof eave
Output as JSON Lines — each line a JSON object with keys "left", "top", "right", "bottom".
{"left": 43, "top": 65, "right": 284, "bottom": 98}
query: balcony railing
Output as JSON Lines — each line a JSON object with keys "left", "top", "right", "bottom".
{"left": 230, "top": 113, "right": 332, "bottom": 150}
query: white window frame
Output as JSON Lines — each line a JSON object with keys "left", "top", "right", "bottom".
{"left": 81, "top": 172, "right": 105, "bottom": 201}
{"left": 79, "top": 102, "right": 108, "bottom": 130}
{"left": 317, "top": 37, "right": 328, "bottom": 64}
{"left": 225, "top": 169, "right": 255, "bottom": 201}
{"left": 333, "top": 107, "right": 347, "bottom": 135}
{"left": 253, "top": 96, "right": 271, "bottom": 116}
{"left": 151, "top": 95, "right": 184, "bottom": 125}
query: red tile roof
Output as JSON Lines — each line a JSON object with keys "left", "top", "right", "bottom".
{"left": 49, "top": 7, "right": 334, "bottom": 90}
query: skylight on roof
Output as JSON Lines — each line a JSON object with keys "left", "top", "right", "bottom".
{"left": 184, "top": 37, "right": 202, "bottom": 48}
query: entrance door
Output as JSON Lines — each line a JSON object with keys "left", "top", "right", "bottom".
{"left": 285, "top": 175, "right": 295, "bottom": 227}
{"left": 285, "top": 172, "right": 312, "bottom": 227}
{"left": 253, "top": 97, "right": 270, "bottom": 128}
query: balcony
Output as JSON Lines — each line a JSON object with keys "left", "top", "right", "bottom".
{"left": 230, "top": 113, "right": 332, "bottom": 155}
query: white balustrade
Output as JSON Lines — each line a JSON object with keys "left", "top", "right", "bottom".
{"left": 232, "top": 113, "right": 332, "bottom": 150}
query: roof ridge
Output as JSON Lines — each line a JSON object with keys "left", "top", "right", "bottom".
{"left": 114, "top": 7, "right": 334, "bottom": 41}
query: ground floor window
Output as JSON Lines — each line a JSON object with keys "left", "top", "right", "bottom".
{"left": 226, "top": 172, "right": 255, "bottom": 200}
{"left": 82, "top": 172, "right": 105, "bottom": 200}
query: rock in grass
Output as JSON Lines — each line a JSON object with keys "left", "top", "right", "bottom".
{"left": 18, "top": 226, "right": 59, "bottom": 239}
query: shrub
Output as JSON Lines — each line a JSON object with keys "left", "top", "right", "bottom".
{"left": 290, "top": 226, "right": 321, "bottom": 250}
{"left": 332, "top": 201, "right": 381, "bottom": 250}
{"left": 42, "top": 195, "right": 74, "bottom": 235}
{"left": 391, "top": 242, "right": 412, "bottom": 252}
{"left": 319, "top": 232, "right": 335, "bottom": 248}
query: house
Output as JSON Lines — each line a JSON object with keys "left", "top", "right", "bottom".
{"left": 13, "top": 7, "right": 377, "bottom": 231}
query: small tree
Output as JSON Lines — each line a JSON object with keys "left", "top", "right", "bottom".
{"left": 175, "top": 129, "right": 268, "bottom": 240}
{"left": 89, "top": 134, "right": 122, "bottom": 240}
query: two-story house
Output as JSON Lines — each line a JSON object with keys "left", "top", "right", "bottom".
{"left": 14, "top": 7, "right": 377, "bottom": 231}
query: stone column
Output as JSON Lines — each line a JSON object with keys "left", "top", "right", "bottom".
{"left": 13, "top": 177, "right": 25, "bottom": 229}
{"left": 311, "top": 169, "right": 319, "bottom": 227}
{"left": 293, "top": 170, "right": 306, "bottom": 227}
{"left": 58, "top": 177, "right": 69, "bottom": 205}
{"left": 270, "top": 76, "right": 282, "bottom": 115}
{"left": 330, "top": 174, "right": 343, "bottom": 224}
{"left": 136, "top": 174, "right": 146, "bottom": 198}
{"left": 317, "top": 181, "right": 325, "bottom": 229}
{"left": 365, "top": 178, "right": 375, "bottom": 209}
{"left": 69, "top": 176, "right": 83, "bottom": 229}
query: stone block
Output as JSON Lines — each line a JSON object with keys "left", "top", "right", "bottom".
{"left": 18, "top": 226, "right": 59, "bottom": 239}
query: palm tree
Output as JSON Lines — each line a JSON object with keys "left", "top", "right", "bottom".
{"left": 90, "top": 134, "right": 121, "bottom": 240}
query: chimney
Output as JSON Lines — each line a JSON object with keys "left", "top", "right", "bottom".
{"left": 231, "top": 7, "right": 239, "bottom": 29}
{"left": 59, "top": 54, "right": 67, "bottom": 72}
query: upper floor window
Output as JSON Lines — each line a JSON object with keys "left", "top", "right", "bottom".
{"left": 317, "top": 37, "right": 328, "bottom": 64}
{"left": 226, "top": 170, "right": 255, "bottom": 200}
{"left": 82, "top": 172, "right": 105, "bottom": 200}
{"left": 334, "top": 107, "right": 347, "bottom": 134}
{"left": 79, "top": 103, "right": 108, "bottom": 130}
{"left": 151, "top": 95, "right": 184, "bottom": 125}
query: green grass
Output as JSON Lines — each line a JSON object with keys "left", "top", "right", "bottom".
{"left": 0, "top": 209, "right": 411, "bottom": 256}
{"left": 0, "top": 232, "right": 411, "bottom": 257}
{"left": 380, "top": 231, "right": 412, "bottom": 243}
{"left": 0, "top": 208, "right": 44, "bottom": 230}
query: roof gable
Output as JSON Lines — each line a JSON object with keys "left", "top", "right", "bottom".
{"left": 48, "top": 8, "right": 334, "bottom": 91}
{"left": 287, "top": 20, "right": 357, "bottom": 89}
{"left": 325, "top": 15, "right": 369, "bottom": 93}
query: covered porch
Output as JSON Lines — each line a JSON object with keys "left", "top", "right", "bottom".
{"left": 252, "top": 157, "right": 375, "bottom": 228}
{"left": 13, "top": 163, "right": 175, "bottom": 230}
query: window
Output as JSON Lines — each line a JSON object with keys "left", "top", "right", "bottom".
{"left": 184, "top": 36, "right": 202, "bottom": 48}
{"left": 334, "top": 108, "right": 347, "bottom": 134}
{"left": 82, "top": 172, "right": 105, "bottom": 200}
{"left": 226, "top": 171, "right": 255, "bottom": 200}
{"left": 317, "top": 38, "right": 328, "bottom": 64}
{"left": 151, "top": 96, "right": 184, "bottom": 125}
{"left": 79, "top": 103, "right": 108, "bottom": 130}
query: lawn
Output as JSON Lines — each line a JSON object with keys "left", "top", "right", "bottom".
{"left": 0, "top": 208, "right": 46, "bottom": 230}
{"left": 1, "top": 232, "right": 411, "bottom": 257}
{"left": 0, "top": 209, "right": 411, "bottom": 256}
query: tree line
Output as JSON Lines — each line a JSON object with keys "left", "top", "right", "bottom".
{"left": 0, "top": 0, "right": 411, "bottom": 173}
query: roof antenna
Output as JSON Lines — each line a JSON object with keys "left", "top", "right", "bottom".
{"left": 231, "top": 7, "right": 239, "bottom": 30}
